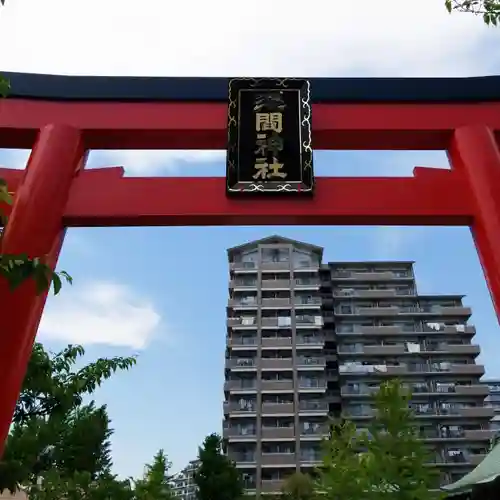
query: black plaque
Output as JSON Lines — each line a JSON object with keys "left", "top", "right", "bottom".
{"left": 226, "top": 78, "right": 313, "bottom": 195}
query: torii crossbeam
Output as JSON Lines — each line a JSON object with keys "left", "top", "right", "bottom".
{"left": 1, "top": 72, "right": 500, "bottom": 453}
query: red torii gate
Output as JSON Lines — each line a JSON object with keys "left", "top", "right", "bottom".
{"left": 1, "top": 72, "right": 500, "bottom": 452}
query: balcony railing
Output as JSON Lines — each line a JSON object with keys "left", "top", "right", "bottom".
{"left": 230, "top": 280, "right": 258, "bottom": 288}
{"left": 227, "top": 317, "right": 256, "bottom": 327}
{"left": 296, "top": 335, "right": 324, "bottom": 345}
{"left": 297, "top": 357, "right": 326, "bottom": 367}
{"left": 296, "top": 315, "right": 323, "bottom": 326}
{"left": 294, "top": 297, "right": 322, "bottom": 306}
{"left": 299, "top": 400, "right": 328, "bottom": 411}
{"left": 294, "top": 278, "right": 321, "bottom": 287}
{"left": 299, "top": 379, "right": 327, "bottom": 389}
{"left": 229, "top": 337, "right": 258, "bottom": 346}
{"left": 226, "top": 358, "right": 256, "bottom": 369}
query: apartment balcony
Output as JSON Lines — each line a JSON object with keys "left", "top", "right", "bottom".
{"left": 261, "top": 317, "right": 293, "bottom": 328}
{"left": 262, "top": 279, "right": 291, "bottom": 289}
{"left": 261, "top": 298, "right": 291, "bottom": 308}
{"left": 228, "top": 299, "right": 258, "bottom": 309}
{"left": 331, "top": 270, "right": 413, "bottom": 281}
{"left": 415, "top": 406, "right": 495, "bottom": 419}
{"left": 227, "top": 318, "right": 257, "bottom": 328}
{"left": 439, "top": 306, "right": 473, "bottom": 316}
{"left": 261, "top": 261, "right": 291, "bottom": 271}
{"left": 261, "top": 452, "right": 296, "bottom": 466}
{"left": 295, "top": 316, "right": 323, "bottom": 328}
{"left": 224, "top": 380, "right": 257, "bottom": 392}
{"left": 458, "top": 407, "right": 495, "bottom": 419}
{"left": 261, "top": 380, "right": 294, "bottom": 392}
{"left": 296, "top": 335, "right": 325, "bottom": 348}
{"left": 227, "top": 337, "right": 258, "bottom": 349}
{"left": 454, "top": 384, "right": 489, "bottom": 396}
{"left": 223, "top": 428, "right": 257, "bottom": 440}
{"left": 262, "top": 337, "right": 292, "bottom": 348}
{"left": 298, "top": 380, "right": 327, "bottom": 391}
{"left": 226, "top": 358, "right": 257, "bottom": 370}
{"left": 230, "top": 280, "right": 258, "bottom": 289}
{"left": 421, "top": 325, "right": 477, "bottom": 335}
{"left": 400, "top": 306, "right": 472, "bottom": 317}
{"left": 261, "top": 358, "right": 294, "bottom": 370}
{"left": 443, "top": 364, "right": 485, "bottom": 376}
{"left": 339, "top": 343, "right": 481, "bottom": 358}
{"left": 360, "top": 325, "right": 403, "bottom": 335}
{"left": 300, "top": 426, "right": 329, "bottom": 439}
{"left": 464, "top": 429, "right": 497, "bottom": 441}
{"left": 297, "top": 357, "right": 326, "bottom": 369}
{"left": 294, "top": 279, "right": 321, "bottom": 289}
{"left": 335, "top": 289, "right": 395, "bottom": 298}
{"left": 426, "top": 344, "right": 481, "bottom": 356}
{"left": 261, "top": 403, "right": 295, "bottom": 415}
{"left": 260, "top": 480, "right": 284, "bottom": 493}
{"left": 351, "top": 306, "right": 400, "bottom": 317}
{"left": 223, "top": 402, "right": 257, "bottom": 415}
{"left": 300, "top": 453, "right": 322, "bottom": 465}
{"left": 361, "top": 345, "right": 406, "bottom": 356}
{"left": 339, "top": 364, "right": 409, "bottom": 376}
{"left": 230, "top": 454, "right": 257, "bottom": 466}
{"left": 294, "top": 297, "right": 322, "bottom": 307}
{"left": 261, "top": 426, "right": 295, "bottom": 440}
{"left": 341, "top": 386, "right": 377, "bottom": 398}
{"left": 298, "top": 400, "right": 329, "bottom": 413}
{"left": 230, "top": 262, "right": 258, "bottom": 272}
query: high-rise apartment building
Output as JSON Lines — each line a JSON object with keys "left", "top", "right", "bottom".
{"left": 483, "top": 380, "right": 500, "bottom": 431}
{"left": 170, "top": 460, "right": 199, "bottom": 500}
{"left": 223, "top": 236, "right": 494, "bottom": 496}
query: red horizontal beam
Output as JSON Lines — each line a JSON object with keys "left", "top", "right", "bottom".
{"left": 55, "top": 167, "right": 473, "bottom": 227}
{"left": 2, "top": 99, "right": 500, "bottom": 150}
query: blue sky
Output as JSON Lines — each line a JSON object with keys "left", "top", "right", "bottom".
{"left": 1, "top": 0, "right": 500, "bottom": 481}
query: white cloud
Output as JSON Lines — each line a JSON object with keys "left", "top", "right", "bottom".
{"left": 39, "top": 281, "right": 162, "bottom": 349}
{"left": 87, "top": 150, "right": 224, "bottom": 175}
{"left": 1, "top": 1, "right": 496, "bottom": 174}
{"left": 0, "top": 0, "right": 496, "bottom": 78}
{"left": 372, "top": 226, "right": 424, "bottom": 259}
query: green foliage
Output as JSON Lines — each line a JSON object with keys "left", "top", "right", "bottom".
{"left": 366, "top": 380, "right": 444, "bottom": 500}
{"left": 23, "top": 469, "right": 134, "bottom": 500}
{"left": 317, "top": 380, "right": 445, "bottom": 500}
{"left": 0, "top": 76, "right": 9, "bottom": 98}
{"left": 281, "top": 472, "right": 316, "bottom": 500}
{"left": 134, "top": 450, "right": 174, "bottom": 500}
{"left": 195, "top": 433, "right": 243, "bottom": 500}
{"left": 445, "top": 0, "right": 500, "bottom": 25}
{"left": 0, "top": 342, "right": 136, "bottom": 493}
{"left": 0, "top": 183, "right": 73, "bottom": 295}
{"left": 316, "top": 419, "right": 373, "bottom": 500}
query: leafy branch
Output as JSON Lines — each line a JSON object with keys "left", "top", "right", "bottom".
{"left": 445, "top": 0, "right": 500, "bottom": 25}
{"left": 0, "top": 180, "right": 72, "bottom": 295}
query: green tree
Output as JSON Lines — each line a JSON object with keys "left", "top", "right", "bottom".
{"left": 0, "top": 342, "right": 136, "bottom": 493}
{"left": 281, "top": 472, "right": 316, "bottom": 500}
{"left": 134, "top": 449, "right": 174, "bottom": 500}
{"left": 316, "top": 419, "right": 372, "bottom": 500}
{"left": 446, "top": 0, "right": 500, "bottom": 25}
{"left": 317, "top": 380, "right": 444, "bottom": 500}
{"left": 365, "top": 380, "right": 444, "bottom": 500}
{"left": 194, "top": 433, "right": 243, "bottom": 500}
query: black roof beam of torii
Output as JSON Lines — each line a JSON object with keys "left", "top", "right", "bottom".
{"left": 2, "top": 71, "right": 500, "bottom": 103}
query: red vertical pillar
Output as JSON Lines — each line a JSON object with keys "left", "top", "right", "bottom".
{"left": 0, "top": 124, "right": 84, "bottom": 453}
{"left": 448, "top": 125, "right": 500, "bottom": 323}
